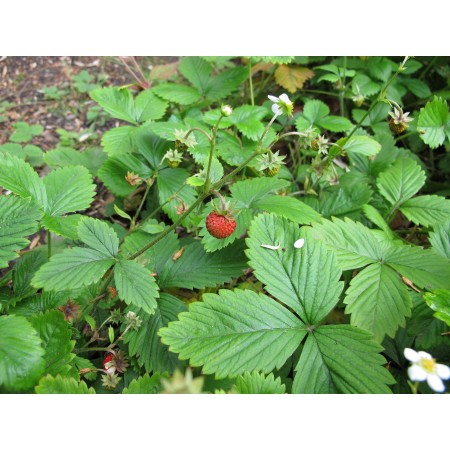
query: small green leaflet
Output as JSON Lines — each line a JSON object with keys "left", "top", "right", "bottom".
{"left": 35, "top": 374, "right": 96, "bottom": 394}
{"left": 417, "top": 96, "right": 450, "bottom": 149}
{"left": 234, "top": 371, "right": 286, "bottom": 394}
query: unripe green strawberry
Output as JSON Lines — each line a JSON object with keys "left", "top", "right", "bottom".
{"left": 167, "top": 159, "right": 180, "bottom": 168}
{"left": 264, "top": 166, "right": 280, "bottom": 177}
{"left": 206, "top": 211, "right": 236, "bottom": 239}
{"left": 389, "top": 118, "right": 407, "bottom": 135}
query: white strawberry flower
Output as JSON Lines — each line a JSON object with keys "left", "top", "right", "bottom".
{"left": 268, "top": 93, "right": 294, "bottom": 117}
{"left": 404, "top": 348, "right": 450, "bottom": 393}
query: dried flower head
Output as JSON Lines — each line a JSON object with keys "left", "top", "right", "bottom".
{"left": 101, "top": 371, "right": 121, "bottom": 390}
{"left": 103, "top": 350, "right": 129, "bottom": 374}
{"left": 125, "top": 311, "right": 142, "bottom": 330}
{"left": 164, "top": 149, "right": 184, "bottom": 168}
{"left": 388, "top": 107, "right": 414, "bottom": 134}
{"left": 256, "top": 150, "right": 286, "bottom": 177}
{"left": 58, "top": 299, "right": 79, "bottom": 321}
{"left": 174, "top": 129, "right": 197, "bottom": 151}
{"left": 125, "top": 171, "right": 143, "bottom": 186}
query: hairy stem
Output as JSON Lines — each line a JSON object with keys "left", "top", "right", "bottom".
{"left": 248, "top": 58, "right": 255, "bottom": 106}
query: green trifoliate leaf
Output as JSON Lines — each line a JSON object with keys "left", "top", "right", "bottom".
{"left": 377, "top": 158, "right": 426, "bottom": 207}
{"left": 292, "top": 325, "right": 394, "bottom": 394}
{"left": 0, "top": 315, "right": 45, "bottom": 391}
{"left": 134, "top": 89, "right": 168, "bottom": 122}
{"left": 179, "top": 56, "right": 212, "bottom": 95}
{"left": 384, "top": 244, "right": 450, "bottom": 290}
{"left": 424, "top": 290, "right": 450, "bottom": 326}
{"left": 9, "top": 121, "right": 43, "bottom": 143}
{"left": 253, "top": 196, "right": 321, "bottom": 225}
{"left": 90, "top": 87, "right": 137, "bottom": 124}
{"left": 229, "top": 105, "right": 268, "bottom": 141}
{"left": 205, "top": 67, "right": 247, "bottom": 101}
{"left": 363, "top": 204, "right": 395, "bottom": 239}
{"left": 32, "top": 247, "right": 115, "bottom": 291}
{"left": 43, "top": 166, "right": 96, "bottom": 216}
{"left": 230, "top": 177, "right": 290, "bottom": 208}
{"left": 0, "top": 196, "right": 43, "bottom": 269}
{"left": 12, "top": 249, "right": 47, "bottom": 300}
{"left": 417, "top": 96, "right": 450, "bottom": 149}
{"left": 123, "top": 294, "right": 187, "bottom": 373}
{"left": 30, "top": 310, "right": 76, "bottom": 377}
{"left": 234, "top": 371, "right": 286, "bottom": 394}
{"left": 101, "top": 126, "right": 136, "bottom": 157}
{"left": 35, "top": 374, "right": 96, "bottom": 394}
{"left": 340, "top": 135, "right": 381, "bottom": 157}
{"left": 152, "top": 83, "right": 202, "bottom": 105}
{"left": 344, "top": 263, "right": 412, "bottom": 342}
{"left": 41, "top": 213, "right": 82, "bottom": 240}
{"left": 429, "top": 219, "right": 450, "bottom": 259}
{"left": 77, "top": 217, "right": 119, "bottom": 258}
{"left": 246, "top": 214, "right": 343, "bottom": 324}
{"left": 158, "top": 240, "right": 247, "bottom": 289}
{"left": 159, "top": 289, "right": 307, "bottom": 379}
{"left": 311, "top": 217, "right": 384, "bottom": 270}
{"left": 0, "top": 152, "right": 47, "bottom": 206}
{"left": 399, "top": 195, "right": 450, "bottom": 227}
{"left": 114, "top": 260, "right": 159, "bottom": 315}
{"left": 122, "top": 373, "right": 167, "bottom": 394}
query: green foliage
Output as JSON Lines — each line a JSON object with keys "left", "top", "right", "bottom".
{"left": 114, "top": 260, "right": 159, "bottom": 314}
{"left": 417, "top": 96, "right": 450, "bottom": 149}
{"left": 400, "top": 195, "right": 450, "bottom": 227}
{"left": 0, "top": 315, "right": 45, "bottom": 391}
{"left": 429, "top": 220, "right": 450, "bottom": 259}
{"left": 0, "top": 196, "right": 43, "bottom": 268}
{"left": 234, "top": 371, "right": 286, "bottom": 394}
{"left": 30, "top": 310, "right": 76, "bottom": 376}
{"left": 122, "top": 373, "right": 166, "bottom": 394}
{"left": 424, "top": 290, "right": 450, "bottom": 326}
{"left": 35, "top": 374, "right": 96, "bottom": 394}
{"left": 9, "top": 121, "right": 43, "bottom": 143}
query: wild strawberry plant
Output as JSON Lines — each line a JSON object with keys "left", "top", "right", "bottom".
{"left": 0, "top": 56, "right": 449, "bottom": 394}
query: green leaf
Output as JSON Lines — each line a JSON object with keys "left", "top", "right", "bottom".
{"left": 234, "top": 371, "right": 286, "bottom": 394}
{"left": 311, "top": 217, "right": 383, "bottom": 270}
{"left": 0, "top": 315, "right": 45, "bottom": 391}
{"left": 292, "top": 325, "right": 394, "bottom": 394}
{"left": 352, "top": 74, "right": 381, "bottom": 97}
{"left": 124, "top": 294, "right": 187, "bottom": 373}
{"left": 318, "top": 115, "right": 353, "bottom": 132}
{"left": 122, "top": 373, "right": 166, "bottom": 394}
{"left": 43, "top": 166, "right": 96, "bottom": 216}
{"left": 229, "top": 105, "right": 268, "bottom": 141}
{"left": 230, "top": 177, "right": 290, "bottom": 208}
{"left": 384, "top": 244, "right": 450, "bottom": 290}
{"left": 246, "top": 214, "right": 343, "bottom": 324}
{"left": 134, "top": 89, "right": 169, "bottom": 122}
{"left": 377, "top": 158, "right": 426, "bottom": 206}
{"left": 35, "top": 374, "right": 95, "bottom": 394}
{"left": 158, "top": 240, "right": 246, "bottom": 289}
{"left": 41, "top": 214, "right": 82, "bottom": 240}
{"left": 159, "top": 289, "right": 307, "bottom": 379}
{"left": 205, "top": 67, "right": 247, "bottom": 101}
{"left": 101, "top": 126, "right": 136, "bottom": 157}
{"left": 341, "top": 135, "right": 381, "bottom": 157}
{"left": 417, "top": 96, "right": 450, "bottom": 149}
{"left": 303, "top": 99, "right": 329, "bottom": 123}
{"left": 9, "top": 121, "right": 43, "bottom": 143}
{"left": 30, "top": 310, "right": 75, "bottom": 376}
{"left": 401, "top": 78, "right": 432, "bottom": 99}
{"left": 90, "top": 87, "right": 137, "bottom": 124}
{"left": 77, "top": 217, "right": 119, "bottom": 258}
{"left": 12, "top": 249, "right": 47, "bottom": 300}
{"left": 0, "top": 153, "right": 47, "bottom": 206}
{"left": 179, "top": 56, "right": 212, "bottom": 95}
{"left": 253, "top": 196, "right": 321, "bottom": 225}
{"left": 8, "top": 291, "right": 68, "bottom": 318}
{"left": 400, "top": 195, "right": 450, "bottom": 227}
{"left": 32, "top": 247, "right": 115, "bottom": 291}
{"left": 0, "top": 196, "right": 43, "bottom": 269}
{"left": 424, "top": 290, "right": 450, "bottom": 326}
{"left": 114, "top": 260, "right": 159, "bottom": 315}
{"left": 157, "top": 168, "right": 197, "bottom": 224}
{"left": 344, "top": 264, "right": 412, "bottom": 342}
{"left": 363, "top": 204, "right": 395, "bottom": 239}
{"left": 429, "top": 219, "right": 450, "bottom": 259}
{"left": 152, "top": 83, "right": 202, "bottom": 105}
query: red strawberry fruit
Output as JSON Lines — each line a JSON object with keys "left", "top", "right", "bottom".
{"left": 206, "top": 211, "right": 236, "bottom": 239}
{"left": 103, "top": 353, "right": 114, "bottom": 372}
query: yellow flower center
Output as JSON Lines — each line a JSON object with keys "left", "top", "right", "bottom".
{"left": 420, "top": 358, "right": 437, "bottom": 373}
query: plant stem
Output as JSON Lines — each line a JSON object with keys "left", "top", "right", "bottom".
{"left": 248, "top": 58, "right": 255, "bottom": 106}
{"left": 419, "top": 56, "right": 438, "bottom": 80}
{"left": 184, "top": 127, "right": 212, "bottom": 142}
{"left": 47, "top": 230, "right": 52, "bottom": 259}
{"left": 339, "top": 56, "right": 347, "bottom": 117}
{"left": 131, "top": 180, "right": 152, "bottom": 229}
{"left": 204, "top": 116, "right": 223, "bottom": 193}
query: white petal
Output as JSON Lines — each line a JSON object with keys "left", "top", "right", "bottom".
{"left": 268, "top": 95, "right": 279, "bottom": 103}
{"left": 279, "top": 93, "right": 290, "bottom": 103}
{"left": 404, "top": 348, "right": 420, "bottom": 363}
{"left": 408, "top": 365, "right": 427, "bottom": 381}
{"left": 294, "top": 238, "right": 305, "bottom": 249}
{"left": 436, "top": 364, "right": 450, "bottom": 380}
{"left": 418, "top": 351, "right": 432, "bottom": 360}
{"left": 260, "top": 244, "right": 280, "bottom": 250}
{"left": 427, "top": 374, "right": 445, "bottom": 393}
{"left": 272, "top": 104, "right": 281, "bottom": 116}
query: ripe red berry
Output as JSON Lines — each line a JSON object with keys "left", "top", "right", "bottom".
{"left": 103, "top": 353, "right": 114, "bottom": 371}
{"left": 206, "top": 212, "right": 236, "bottom": 239}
